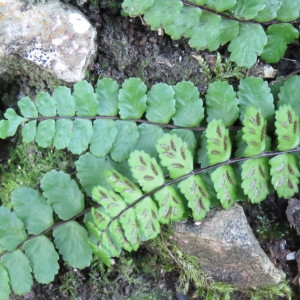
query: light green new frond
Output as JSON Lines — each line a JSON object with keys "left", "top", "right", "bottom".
{"left": 146, "top": 83, "right": 175, "bottom": 124}
{"left": 228, "top": 23, "right": 267, "bottom": 67}
{"left": 143, "top": 0, "right": 183, "bottom": 30}
{"left": 172, "top": 81, "right": 204, "bottom": 127}
{"left": 206, "top": 119, "right": 231, "bottom": 165}
{"left": 73, "top": 80, "right": 98, "bottom": 117}
{"left": 122, "top": 0, "right": 155, "bottom": 16}
{"left": 205, "top": 81, "right": 239, "bottom": 127}
{"left": 17, "top": 97, "right": 38, "bottom": 118}
{"left": 210, "top": 165, "right": 238, "bottom": 209}
{"left": 156, "top": 133, "right": 194, "bottom": 178}
{"left": 270, "top": 153, "right": 300, "bottom": 198}
{"left": 275, "top": 104, "right": 300, "bottom": 151}
{"left": 118, "top": 78, "right": 147, "bottom": 119}
{"left": 129, "top": 150, "right": 164, "bottom": 192}
{"left": 261, "top": 24, "right": 299, "bottom": 63}
{"left": 0, "top": 109, "right": 26, "bottom": 139}
{"left": 242, "top": 106, "right": 267, "bottom": 156}
{"left": 241, "top": 158, "right": 270, "bottom": 203}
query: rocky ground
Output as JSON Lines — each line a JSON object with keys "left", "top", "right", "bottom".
{"left": 1, "top": 0, "right": 300, "bottom": 299}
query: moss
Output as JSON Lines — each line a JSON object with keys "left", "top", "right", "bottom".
{"left": 0, "top": 142, "right": 76, "bottom": 207}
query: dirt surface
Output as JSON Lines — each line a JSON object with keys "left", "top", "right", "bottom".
{"left": 1, "top": 0, "right": 300, "bottom": 299}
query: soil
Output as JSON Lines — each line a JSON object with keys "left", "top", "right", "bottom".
{"left": 1, "top": 0, "right": 300, "bottom": 299}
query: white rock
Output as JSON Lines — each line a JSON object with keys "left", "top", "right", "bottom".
{"left": 0, "top": 0, "right": 97, "bottom": 83}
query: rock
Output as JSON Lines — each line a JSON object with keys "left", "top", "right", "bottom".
{"left": 0, "top": 0, "right": 97, "bottom": 83}
{"left": 172, "top": 204, "right": 285, "bottom": 289}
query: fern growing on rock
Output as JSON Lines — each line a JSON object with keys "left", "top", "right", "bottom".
{"left": 0, "top": 75, "right": 300, "bottom": 298}
{"left": 121, "top": 0, "right": 300, "bottom": 67}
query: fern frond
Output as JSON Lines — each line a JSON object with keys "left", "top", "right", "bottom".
{"left": 122, "top": 0, "right": 300, "bottom": 67}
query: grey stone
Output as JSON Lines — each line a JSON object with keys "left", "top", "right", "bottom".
{"left": 0, "top": 0, "right": 97, "bottom": 83}
{"left": 172, "top": 204, "right": 285, "bottom": 289}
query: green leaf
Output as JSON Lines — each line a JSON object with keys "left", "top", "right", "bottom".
{"left": 206, "top": 119, "right": 231, "bottom": 165}
{"left": 1, "top": 250, "right": 32, "bottom": 296}
{"left": 23, "top": 236, "right": 59, "bottom": 283}
{"left": 40, "top": 170, "right": 84, "bottom": 220}
{"left": 278, "top": 76, "right": 300, "bottom": 115}
{"left": 0, "top": 109, "right": 25, "bottom": 139}
{"left": 210, "top": 165, "right": 237, "bottom": 209}
{"left": 275, "top": 105, "right": 300, "bottom": 151}
{"left": 228, "top": 23, "right": 267, "bottom": 67}
{"left": 53, "top": 221, "right": 92, "bottom": 269}
{"left": 189, "top": 12, "right": 222, "bottom": 51}
{"left": 276, "top": 0, "right": 300, "bottom": 21}
{"left": 163, "top": 6, "right": 202, "bottom": 39}
{"left": 92, "top": 228, "right": 122, "bottom": 262}
{"left": 122, "top": 0, "right": 154, "bottom": 16}
{"left": 73, "top": 80, "right": 98, "bottom": 116}
{"left": 129, "top": 150, "right": 164, "bottom": 192}
{"left": 270, "top": 154, "right": 299, "bottom": 198}
{"left": 261, "top": 24, "right": 299, "bottom": 63}
{"left": 205, "top": 81, "right": 239, "bottom": 126}
{"left": 17, "top": 97, "right": 38, "bottom": 118}
{"left": 241, "top": 158, "right": 270, "bottom": 203}
{"left": 53, "top": 119, "right": 73, "bottom": 150}
{"left": 119, "top": 208, "right": 140, "bottom": 250}
{"left": 231, "top": 0, "right": 265, "bottom": 19}
{"left": 242, "top": 106, "right": 267, "bottom": 156}
{"left": 90, "top": 119, "right": 118, "bottom": 157}
{"left": 0, "top": 207, "right": 27, "bottom": 251}
{"left": 135, "top": 124, "right": 164, "bottom": 158}
{"left": 106, "top": 170, "right": 142, "bottom": 204}
{"left": 96, "top": 78, "right": 119, "bottom": 116}
{"left": 92, "top": 186, "right": 126, "bottom": 217}
{"left": 35, "top": 92, "right": 56, "bottom": 117}
{"left": 156, "top": 133, "right": 193, "bottom": 178}
{"left": 11, "top": 187, "right": 53, "bottom": 235}
{"left": 110, "top": 120, "right": 139, "bottom": 162}
{"left": 178, "top": 176, "right": 210, "bottom": 220}
{"left": 170, "top": 129, "right": 197, "bottom": 155}
{"left": 154, "top": 186, "right": 185, "bottom": 223}
{"left": 53, "top": 86, "right": 75, "bottom": 117}
{"left": 0, "top": 264, "right": 10, "bottom": 300}
{"left": 22, "top": 120, "right": 36, "bottom": 143}
{"left": 146, "top": 83, "right": 175, "bottom": 124}
{"left": 172, "top": 81, "right": 204, "bottom": 127}
{"left": 118, "top": 78, "right": 147, "bottom": 119}
{"left": 206, "top": 0, "right": 236, "bottom": 12}
{"left": 75, "top": 153, "right": 113, "bottom": 196}
{"left": 135, "top": 197, "right": 160, "bottom": 241}
{"left": 68, "top": 119, "right": 93, "bottom": 155}
{"left": 218, "top": 18, "right": 240, "bottom": 47}
{"left": 36, "top": 119, "right": 55, "bottom": 148}
{"left": 143, "top": 0, "right": 183, "bottom": 29}
{"left": 254, "top": 0, "right": 283, "bottom": 22}
{"left": 237, "top": 77, "right": 274, "bottom": 121}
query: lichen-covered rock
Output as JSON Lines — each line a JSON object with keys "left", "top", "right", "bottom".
{"left": 0, "top": 0, "right": 97, "bottom": 83}
{"left": 172, "top": 204, "right": 285, "bottom": 289}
